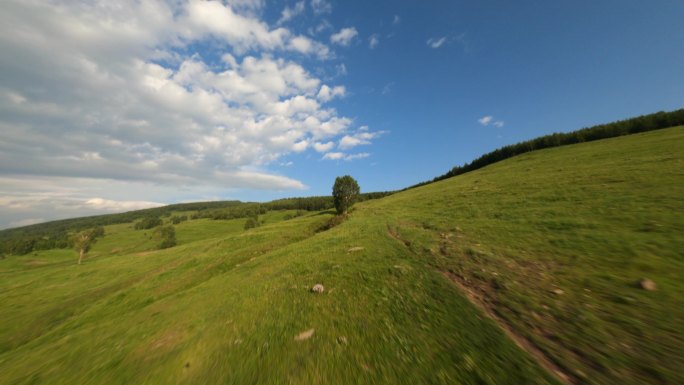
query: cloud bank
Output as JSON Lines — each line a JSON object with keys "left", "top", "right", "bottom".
{"left": 0, "top": 0, "right": 384, "bottom": 228}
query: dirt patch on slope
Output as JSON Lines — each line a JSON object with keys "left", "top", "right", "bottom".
{"left": 442, "top": 271, "right": 574, "bottom": 384}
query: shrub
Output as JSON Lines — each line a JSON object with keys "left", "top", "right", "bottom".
{"left": 244, "top": 217, "right": 259, "bottom": 230}
{"left": 155, "top": 225, "right": 176, "bottom": 249}
{"left": 134, "top": 217, "right": 162, "bottom": 230}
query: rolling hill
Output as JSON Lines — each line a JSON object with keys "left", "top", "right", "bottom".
{"left": 1, "top": 126, "right": 682, "bottom": 384}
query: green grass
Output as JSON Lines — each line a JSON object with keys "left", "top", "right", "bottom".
{"left": 367, "top": 126, "right": 684, "bottom": 384}
{"left": 1, "top": 127, "right": 682, "bottom": 384}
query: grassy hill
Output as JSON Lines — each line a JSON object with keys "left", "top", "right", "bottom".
{"left": 1, "top": 127, "right": 682, "bottom": 384}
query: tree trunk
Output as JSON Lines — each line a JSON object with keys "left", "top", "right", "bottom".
{"left": 78, "top": 248, "right": 85, "bottom": 264}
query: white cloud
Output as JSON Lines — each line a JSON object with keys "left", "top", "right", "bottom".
{"left": 322, "top": 152, "right": 370, "bottom": 161}
{"left": 478, "top": 115, "right": 505, "bottom": 127}
{"left": 344, "top": 152, "right": 370, "bottom": 161}
{"left": 427, "top": 36, "right": 448, "bottom": 49}
{"left": 369, "top": 34, "right": 380, "bottom": 49}
{"left": 478, "top": 116, "right": 494, "bottom": 126}
{"left": 317, "top": 85, "right": 346, "bottom": 102}
{"left": 277, "top": 1, "right": 306, "bottom": 25}
{"left": 287, "top": 35, "right": 330, "bottom": 58}
{"left": 179, "top": 1, "right": 331, "bottom": 57}
{"left": 0, "top": 0, "right": 382, "bottom": 227}
{"left": 310, "top": 0, "right": 332, "bottom": 14}
{"left": 339, "top": 136, "right": 365, "bottom": 149}
{"left": 85, "top": 198, "right": 165, "bottom": 211}
{"left": 331, "top": 27, "right": 358, "bottom": 46}
{"left": 337, "top": 129, "right": 387, "bottom": 150}
{"left": 322, "top": 152, "right": 345, "bottom": 160}
{"left": 393, "top": 15, "right": 401, "bottom": 25}
{"left": 313, "top": 141, "right": 335, "bottom": 152}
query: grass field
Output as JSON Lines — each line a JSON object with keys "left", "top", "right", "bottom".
{"left": 1, "top": 127, "right": 682, "bottom": 384}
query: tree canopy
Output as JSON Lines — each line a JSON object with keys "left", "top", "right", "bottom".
{"left": 332, "top": 175, "right": 360, "bottom": 215}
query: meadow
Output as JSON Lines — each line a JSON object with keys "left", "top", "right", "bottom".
{"left": 1, "top": 127, "right": 682, "bottom": 384}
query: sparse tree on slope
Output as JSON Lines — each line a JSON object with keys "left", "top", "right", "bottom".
{"left": 73, "top": 226, "right": 104, "bottom": 264}
{"left": 332, "top": 175, "right": 360, "bottom": 215}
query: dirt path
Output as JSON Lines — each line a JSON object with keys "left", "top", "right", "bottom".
{"left": 442, "top": 271, "right": 575, "bottom": 385}
{"left": 386, "top": 225, "right": 574, "bottom": 384}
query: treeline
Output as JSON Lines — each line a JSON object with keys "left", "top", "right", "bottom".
{"left": 193, "top": 204, "right": 267, "bottom": 221}
{"left": 191, "top": 192, "right": 395, "bottom": 221}
{"left": 263, "top": 191, "right": 395, "bottom": 212}
{"left": 411, "top": 108, "right": 684, "bottom": 189}
{"left": 0, "top": 200, "right": 245, "bottom": 256}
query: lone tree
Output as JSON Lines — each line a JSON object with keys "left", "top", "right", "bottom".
{"left": 332, "top": 175, "right": 360, "bottom": 215}
{"left": 73, "top": 226, "right": 104, "bottom": 264}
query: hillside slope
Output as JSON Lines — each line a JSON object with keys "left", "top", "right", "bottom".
{"left": 1, "top": 127, "right": 682, "bottom": 384}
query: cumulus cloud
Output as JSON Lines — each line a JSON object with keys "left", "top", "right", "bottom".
{"left": 331, "top": 27, "right": 358, "bottom": 46}
{"left": 478, "top": 116, "right": 494, "bottom": 125}
{"left": 317, "top": 85, "right": 346, "bottom": 102}
{"left": 338, "top": 129, "right": 386, "bottom": 150}
{"left": 478, "top": 115, "right": 504, "bottom": 127}
{"left": 0, "top": 1, "right": 352, "bottom": 187}
{"left": 313, "top": 141, "right": 335, "bottom": 152}
{"left": 0, "top": 0, "right": 384, "bottom": 226}
{"left": 322, "top": 152, "right": 344, "bottom": 160}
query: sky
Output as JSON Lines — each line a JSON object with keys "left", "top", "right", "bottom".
{"left": 1, "top": 0, "right": 683, "bottom": 229}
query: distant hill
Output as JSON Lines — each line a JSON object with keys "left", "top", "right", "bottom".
{"left": 0, "top": 192, "right": 393, "bottom": 256}
{"left": 412, "top": 108, "right": 684, "bottom": 188}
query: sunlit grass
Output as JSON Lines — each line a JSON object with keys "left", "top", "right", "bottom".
{"left": 1, "top": 127, "right": 681, "bottom": 384}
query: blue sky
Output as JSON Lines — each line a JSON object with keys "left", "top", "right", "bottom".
{"left": 1, "top": 0, "right": 683, "bottom": 228}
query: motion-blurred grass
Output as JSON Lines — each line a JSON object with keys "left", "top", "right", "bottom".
{"left": 1, "top": 127, "right": 682, "bottom": 384}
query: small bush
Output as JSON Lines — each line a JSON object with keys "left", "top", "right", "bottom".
{"left": 244, "top": 217, "right": 259, "bottom": 230}
{"left": 155, "top": 225, "right": 176, "bottom": 249}
{"left": 134, "top": 217, "right": 163, "bottom": 230}
{"left": 170, "top": 215, "right": 188, "bottom": 225}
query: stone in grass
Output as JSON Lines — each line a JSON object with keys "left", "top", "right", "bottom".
{"left": 347, "top": 246, "right": 365, "bottom": 252}
{"left": 295, "top": 328, "right": 315, "bottom": 341}
{"left": 311, "top": 284, "right": 325, "bottom": 293}
{"left": 638, "top": 278, "right": 657, "bottom": 291}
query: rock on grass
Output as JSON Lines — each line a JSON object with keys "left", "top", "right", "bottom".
{"left": 295, "top": 329, "right": 315, "bottom": 341}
